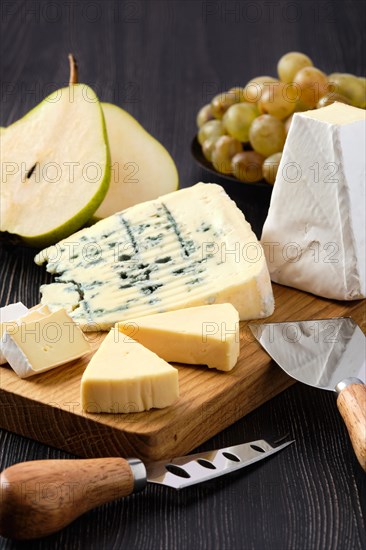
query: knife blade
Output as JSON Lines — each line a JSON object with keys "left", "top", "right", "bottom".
{"left": 249, "top": 317, "right": 366, "bottom": 470}
{"left": 146, "top": 436, "right": 293, "bottom": 489}
{"left": 0, "top": 436, "right": 293, "bottom": 540}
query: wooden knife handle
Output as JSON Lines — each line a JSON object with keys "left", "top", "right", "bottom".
{"left": 337, "top": 381, "right": 366, "bottom": 471}
{"left": 0, "top": 457, "right": 145, "bottom": 540}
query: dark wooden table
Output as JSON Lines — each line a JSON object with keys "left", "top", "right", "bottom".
{"left": 1, "top": 1, "right": 365, "bottom": 548}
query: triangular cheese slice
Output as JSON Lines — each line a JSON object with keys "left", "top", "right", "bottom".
{"left": 81, "top": 329, "right": 179, "bottom": 413}
{"left": 261, "top": 102, "right": 366, "bottom": 300}
{"left": 117, "top": 304, "right": 240, "bottom": 371}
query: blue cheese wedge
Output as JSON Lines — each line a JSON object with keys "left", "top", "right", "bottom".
{"left": 261, "top": 102, "right": 366, "bottom": 300}
{"left": 2, "top": 308, "right": 91, "bottom": 378}
{"left": 81, "top": 328, "right": 179, "bottom": 413}
{"left": 35, "top": 183, "right": 274, "bottom": 331}
{"left": 117, "top": 303, "right": 240, "bottom": 371}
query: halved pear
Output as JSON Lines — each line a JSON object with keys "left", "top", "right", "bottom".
{"left": 93, "top": 102, "right": 178, "bottom": 219}
{"left": 0, "top": 84, "right": 110, "bottom": 247}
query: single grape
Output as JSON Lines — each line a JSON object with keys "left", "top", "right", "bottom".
{"left": 258, "top": 82, "right": 296, "bottom": 119}
{"left": 277, "top": 52, "right": 313, "bottom": 83}
{"left": 231, "top": 151, "right": 265, "bottom": 182}
{"left": 196, "top": 104, "right": 214, "bottom": 128}
{"left": 317, "top": 92, "right": 351, "bottom": 108}
{"left": 202, "top": 136, "right": 220, "bottom": 162}
{"left": 211, "top": 135, "right": 243, "bottom": 174}
{"left": 328, "top": 73, "right": 365, "bottom": 108}
{"left": 198, "top": 120, "right": 225, "bottom": 145}
{"left": 228, "top": 87, "right": 247, "bottom": 102}
{"left": 249, "top": 115, "right": 286, "bottom": 157}
{"left": 294, "top": 67, "right": 329, "bottom": 108}
{"left": 223, "top": 103, "right": 258, "bottom": 142}
{"left": 243, "top": 76, "right": 279, "bottom": 103}
{"left": 211, "top": 91, "right": 240, "bottom": 119}
{"left": 263, "top": 152, "right": 283, "bottom": 184}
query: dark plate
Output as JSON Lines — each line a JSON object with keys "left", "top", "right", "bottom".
{"left": 191, "top": 136, "right": 273, "bottom": 193}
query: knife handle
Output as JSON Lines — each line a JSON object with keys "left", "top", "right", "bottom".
{"left": 0, "top": 457, "right": 146, "bottom": 540}
{"left": 336, "top": 380, "right": 366, "bottom": 471}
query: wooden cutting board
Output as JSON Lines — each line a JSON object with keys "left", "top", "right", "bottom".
{"left": 0, "top": 284, "right": 365, "bottom": 462}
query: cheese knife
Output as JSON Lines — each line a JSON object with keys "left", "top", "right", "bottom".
{"left": 0, "top": 436, "right": 293, "bottom": 540}
{"left": 249, "top": 317, "right": 366, "bottom": 470}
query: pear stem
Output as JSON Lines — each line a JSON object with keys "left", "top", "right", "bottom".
{"left": 68, "top": 54, "right": 78, "bottom": 85}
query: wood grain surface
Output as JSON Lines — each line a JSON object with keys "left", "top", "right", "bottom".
{"left": 1, "top": 1, "right": 366, "bottom": 549}
{"left": 0, "top": 285, "right": 365, "bottom": 463}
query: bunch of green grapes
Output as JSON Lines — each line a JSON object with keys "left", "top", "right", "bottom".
{"left": 195, "top": 52, "right": 365, "bottom": 185}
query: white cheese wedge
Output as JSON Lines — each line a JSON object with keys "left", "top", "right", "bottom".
{"left": 81, "top": 328, "right": 179, "bottom": 413}
{"left": 0, "top": 302, "right": 29, "bottom": 364}
{"left": 35, "top": 183, "right": 274, "bottom": 331}
{"left": 0, "top": 304, "right": 50, "bottom": 365}
{"left": 261, "top": 103, "right": 366, "bottom": 300}
{"left": 2, "top": 308, "right": 91, "bottom": 378}
{"left": 117, "top": 303, "right": 240, "bottom": 371}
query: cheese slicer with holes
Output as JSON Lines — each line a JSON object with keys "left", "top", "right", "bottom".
{"left": 0, "top": 435, "right": 293, "bottom": 540}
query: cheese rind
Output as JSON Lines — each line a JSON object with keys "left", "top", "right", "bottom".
{"left": 2, "top": 308, "right": 91, "bottom": 378}
{"left": 81, "top": 329, "right": 179, "bottom": 413}
{"left": 261, "top": 103, "right": 366, "bottom": 300}
{"left": 35, "top": 183, "right": 274, "bottom": 330}
{"left": 0, "top": 305, "right": 51, "bottom": 365}
{"left": 0, "top": 302, "right": 29, "bottom": 364}
{"left": 0, "top": 302, "right": 29, "bottom": 322}
{"left": 117, "top": 304, "right": 240, "bottom": 371}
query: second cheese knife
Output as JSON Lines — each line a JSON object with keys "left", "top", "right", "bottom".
{"left": 0, "top": 436, "right": 293, "bottom": 540}
{"left": 249, "top": 317, "right": 366, "bottom": 470}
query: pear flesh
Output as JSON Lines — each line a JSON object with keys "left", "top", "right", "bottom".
{"left": 93, "top": 103, "right": 178, "bottom": 219}
{"left": 0, "top": 84, "right": 110, "bottom": 247}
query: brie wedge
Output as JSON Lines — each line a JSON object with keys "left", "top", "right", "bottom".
{"left": 261, "top": 102, "right": 366, "bottom": 300}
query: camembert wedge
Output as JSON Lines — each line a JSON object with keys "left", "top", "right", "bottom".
{"left": 81, "top": 329, "right": 179, "bottom": 413}
{"left": 117, "top": 304, "right": 240, "bottom": 371}
{"left": 35, "top": 183, "right": 274, "bottom": 331}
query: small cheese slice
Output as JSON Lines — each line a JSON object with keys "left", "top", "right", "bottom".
{"left": 2, "top": 308, "right": 91, "bottom": 378}
{"left": 0, "top": 302, "right": 29, "bottom": 364}
{"left": 81, "top": 328, "right": 179, "bottom": 413}
{"left": 261, "top": 102, "right": 366, "bottom": 300}
{"left": 35, "top": 183, "right": 274, "bottom": 331}
{"left": 1, "top": 305, "right": 51, "bottom": 365}
{"left": 117, "top": 304, "right": 240, "bottom": 371}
